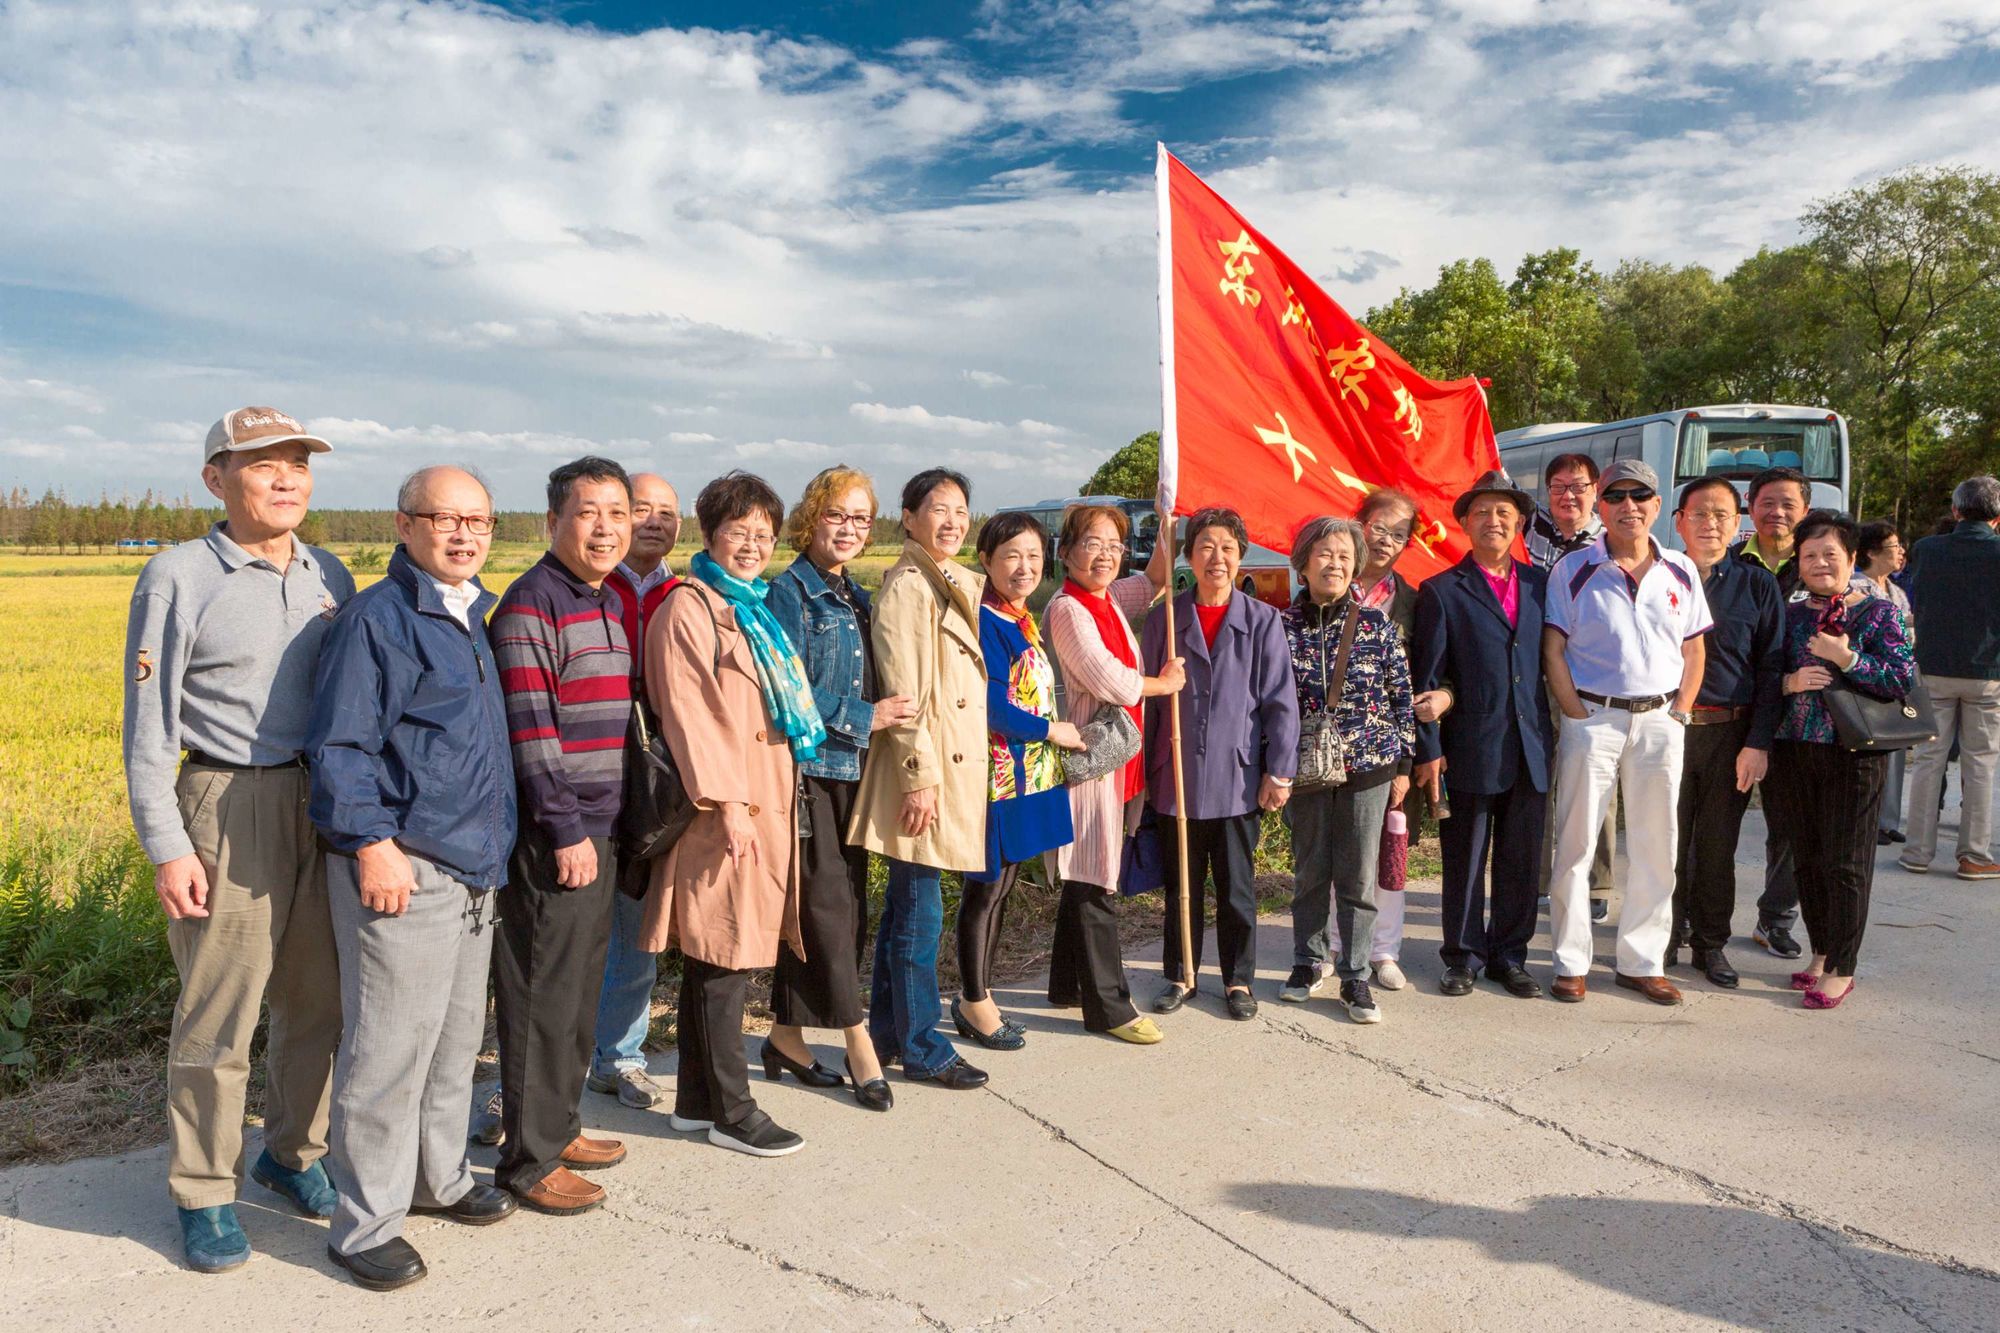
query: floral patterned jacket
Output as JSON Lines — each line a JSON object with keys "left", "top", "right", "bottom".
{"left": 1281, "top": 590, "right": 1415, "bottom": 784}
{"left": 1777, "top": 594, "right": 1917, "bottom": 745}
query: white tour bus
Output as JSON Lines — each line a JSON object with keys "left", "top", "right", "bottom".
{"left": 1495, "top": 404, "right": 1850, "bottom": 549}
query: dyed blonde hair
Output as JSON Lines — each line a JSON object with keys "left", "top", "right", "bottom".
{"left": 784, "top": 465, "right": 879, "bottom": 554}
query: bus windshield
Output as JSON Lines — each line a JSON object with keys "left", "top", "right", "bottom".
{"left": 1676, "top": 418, "right": 1840, "bottom": 484}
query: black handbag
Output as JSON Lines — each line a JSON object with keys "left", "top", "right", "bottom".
{"left": 616, "top": 585, "right": 720, "bottom": 893}
{"left": 1822, "top": 670, "right": 1937, "bottom": 753}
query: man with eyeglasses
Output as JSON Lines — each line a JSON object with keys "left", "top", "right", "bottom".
{"left": 306, "top": 466, "right": 517, "bottom": 1290}
{"left": 488, "top": 457, "right": 635, "bottom": 1216}
{"left": 1543, "top": 459, "right": 1710, "bottom": 1005}
{"left": 1667, "top": 478, "right": 1783, "bottom": 990}
{"left": 1530, "top": 453, "right": 1616, "bottom": 924}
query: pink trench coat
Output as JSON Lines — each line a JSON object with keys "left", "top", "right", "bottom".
{"left": 639, "top": 582, "right": 804, "bottom": 970}
{"left": 1043, "top": 574, "right": 1154, "bottom": 891}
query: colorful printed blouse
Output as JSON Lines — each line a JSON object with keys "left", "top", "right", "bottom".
{"left": 967, "top": 601, "right": 1074, "bottom": 882}
{"left": 1280, "top": 591, "right": 1416, "bottom": 782}
{"left": 1775, "top": 593, "right": 1917, "bottom": 745}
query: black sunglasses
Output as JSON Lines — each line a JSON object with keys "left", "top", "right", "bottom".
{"left": 1602, "top": 487, "right": 1657, "bottom": 505}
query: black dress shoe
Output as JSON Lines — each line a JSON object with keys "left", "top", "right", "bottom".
{"left": 951, "top": 998, "right": 1026, "bottom": 1050}
{"left": 1485, "top": 964, "right": 1542, "bottom": 999}
{"left": 412, "top": 1182, "right": 516, "bottom": 1227}
{"left": 1225, "top": 989, "right": 1258, "bottom": 1020}
{"left": 1152, "top": 983, "right": 1190, "bottom": 1014}
{"left": 904, "top": 1058, "right": 989, "bottom": 1090}
{"left": 1438, "top": 966, "right": 1475, "bottom": 996}
{"left": 1692, "top": 948, "right": 1740, "bottom": 988}
{"left": 842, "top": 1061, "right": 894, "bottom": 1112}
{"left": 328, "top": 1238, "right": 427, "bottom": 1291}
{"left": 760, "top": 1039, "right": 844, "bottom": 1087}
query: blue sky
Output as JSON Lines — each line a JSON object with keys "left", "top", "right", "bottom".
{"left": 3, "top": 0, "right": 1999, "bottom": 510}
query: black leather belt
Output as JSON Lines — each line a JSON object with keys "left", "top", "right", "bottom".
{"left": 184, "top": 749, "right": 306, "bottom": 771}
{"left": 1576, "top": 690, "right": 1673, "bottom": 714}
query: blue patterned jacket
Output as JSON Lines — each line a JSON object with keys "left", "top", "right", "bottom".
{"left": 1281, "top": 591, "right": 1415, "bottom": 787}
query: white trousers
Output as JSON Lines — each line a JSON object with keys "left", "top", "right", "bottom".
{"left": 1551, "top": 704, "right": 1684, "bottom": 978}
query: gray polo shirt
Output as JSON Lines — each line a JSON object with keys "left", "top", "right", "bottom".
{"left": 122, "top": 523, "right": 356, "bottom": 863}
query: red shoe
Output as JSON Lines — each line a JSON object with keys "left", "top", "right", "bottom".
{"left": 1789, "top": 970, "right": 1820, "bottom": 991}
{"left": 1803, "top": 980, "right": 1854, "bottom": 1010}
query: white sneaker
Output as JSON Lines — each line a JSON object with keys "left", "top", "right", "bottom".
{"left": 1371, "top": 960, "right": 1407, "bottom": 991}
{"left": 1896, "top": 856, "right": 1930, "bottom": 875}
{"left": 1279, "top": 964, "right": 1329, "bottom": 1003}
{"left": 667, "top": 1114, "right": 714, "bottom": 1132}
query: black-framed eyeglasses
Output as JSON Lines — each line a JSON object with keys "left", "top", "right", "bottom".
{"left": 404, "top": 511, "right": 496, "bottom": 535}
{"left": 1601, "top": 487, "right": 1656, "bottom": 506}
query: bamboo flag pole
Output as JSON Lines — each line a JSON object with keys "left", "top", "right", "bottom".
{"left": 1154, "top": 143, "right": 1196, "bottom": 991}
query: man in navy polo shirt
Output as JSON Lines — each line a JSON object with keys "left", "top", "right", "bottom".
{"left": 1543, "top": 460, "right": 1711, "bottom": 1005}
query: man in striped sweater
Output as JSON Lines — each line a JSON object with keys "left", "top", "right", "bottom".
{"left": 490, "top": 456, "right": 635, "bottom": 1216}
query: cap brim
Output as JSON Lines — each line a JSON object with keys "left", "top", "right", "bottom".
{"left": 207, "top": 433, "right": 332, "bottom": 460}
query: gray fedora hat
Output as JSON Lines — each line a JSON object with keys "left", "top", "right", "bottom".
{"left": 1452, "top": 468, "right": 1535, "bottom": 521}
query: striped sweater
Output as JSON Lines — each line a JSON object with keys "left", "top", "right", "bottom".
{"left": 492, "top": 552, "right": 633, "bottom": 846}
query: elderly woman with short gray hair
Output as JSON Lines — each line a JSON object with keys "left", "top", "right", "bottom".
{"left": 1278, "top": 515, "right": 1415, "bottom": 1024}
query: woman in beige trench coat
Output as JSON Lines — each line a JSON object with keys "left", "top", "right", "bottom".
{"left": 643, "top": 472, "right": 813, "bottom": 1157}
{"left": 849, "top": 468, "right": 993, "bottom": 1090}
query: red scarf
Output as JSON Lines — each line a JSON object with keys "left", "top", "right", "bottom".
{"left": 1061, "top": 578, "right": 1144, "bottom": 803}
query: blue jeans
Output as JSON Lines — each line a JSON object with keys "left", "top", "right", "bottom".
{"left": 868, "top": 859, "right": 957, "bottom": 1076}
{"left": 590, "top": 889, "right": 656, "bottom": 1079}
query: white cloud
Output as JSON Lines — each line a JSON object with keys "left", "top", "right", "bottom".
{"left": 666, "top": 431, "right": 719, "bottom": 444}
{"left": 850, "top": 402, "right": 1007, "bottom": 435}
{"left": 964, "top": 369, "right": 1013, "bottom": 388}
{"left": 0, "top": 374, "right": 104, "bottom": 414}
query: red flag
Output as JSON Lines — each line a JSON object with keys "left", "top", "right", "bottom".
{"left": 1154, "top": 145, "right": 1499, "bottom": 583}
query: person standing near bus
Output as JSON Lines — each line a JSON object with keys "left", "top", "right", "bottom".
{"left": 1529, "top": 453, "right": 1614, "bottom": 925}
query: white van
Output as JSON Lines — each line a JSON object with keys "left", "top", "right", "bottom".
{"left": 1496, "top": 404, "right": 1850, "bottom": 548}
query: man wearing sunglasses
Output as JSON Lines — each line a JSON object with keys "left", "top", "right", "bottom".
{"left": 1543, "top": 460, "right": 1711, "bottom": 1005}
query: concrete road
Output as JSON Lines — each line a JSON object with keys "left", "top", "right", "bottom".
{"left": 3, "top": 806, "right": 1995, "bottom": 1332}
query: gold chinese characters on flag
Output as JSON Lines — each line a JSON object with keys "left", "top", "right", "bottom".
{"left": 1154, "top": 146, "right": 1501, "bottom": 583}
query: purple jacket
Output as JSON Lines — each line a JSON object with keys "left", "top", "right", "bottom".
{"left": 1141, "top": 589, "right": 1300, "bottom": 820}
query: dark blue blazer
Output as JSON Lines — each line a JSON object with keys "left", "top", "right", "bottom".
{"left": 1411, "top": 556, "right": 1553, "bottom": 796}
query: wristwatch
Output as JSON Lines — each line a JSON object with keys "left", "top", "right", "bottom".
{"left": 1669, "top": 708, "right": 1693, "bottom": 725}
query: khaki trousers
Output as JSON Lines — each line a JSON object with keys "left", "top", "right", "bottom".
{"left": 165, "top": 763, "right": 341, "bottom": 1209}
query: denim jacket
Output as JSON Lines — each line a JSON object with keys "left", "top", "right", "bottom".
{"left": 767, "top": 557, "right": 875, "bottom": 782}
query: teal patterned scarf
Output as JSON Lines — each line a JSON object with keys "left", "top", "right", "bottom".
{"left": 690, "top": 550, "right": 825, "bottom": 762}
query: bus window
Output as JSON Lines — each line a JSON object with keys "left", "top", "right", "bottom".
{"left": 1613, "top": 432, "right": 1640, "bottom": 461}
{"left": 1678, "top": 419, "right": 1840, "bottom": 484}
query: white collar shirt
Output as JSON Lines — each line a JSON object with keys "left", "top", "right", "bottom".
{"left": 1545, "top": 535, "right": 1714, "bottom": 698}
{"left": 428, "top": 574, "right": 482, "bottom": 628}
{"left": 617, "top": 561, "right": 671, "bottom": 599}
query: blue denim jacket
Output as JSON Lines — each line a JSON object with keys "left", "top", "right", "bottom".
{"left": 767, "top": 557, "right": 875, "bottom": 781}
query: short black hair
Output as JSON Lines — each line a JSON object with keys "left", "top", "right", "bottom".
{"left": 547, "top": 456, "right": 632, "bottom": 515}
{"left": 901, "top": 467, "right": 971, "bottom": 515}
{"left": 1746, "top": 466, "right": 1810, "bottom": 508}
{"left": 976, "top": 509, "right": 1047, "bottom": 559}
{"left": 1793, "top": 508, "right": 1858, "bottom": 558}
{"left": 1546, "top": 452, "right": 1600, "bottom": 485}
{"left": 1182, "top": 506, "right": 1249, "bottom": 561}
{"left": 695, "top": 470, "right": 786, "bottom": 541}
{"left": 1856, "top": 520, "right": 1901, "bottom": 565}
{"left": 1674, "top": 476, "right": 1740, "bottom": 515}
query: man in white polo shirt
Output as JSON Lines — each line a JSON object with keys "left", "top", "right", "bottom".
{"left": 1542, "top": 460, "right": 1710, "bottom": 1005}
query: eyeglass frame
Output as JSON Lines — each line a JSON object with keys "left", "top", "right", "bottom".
{"left": 402, "top": 510, "right": 496, "bottom": 535}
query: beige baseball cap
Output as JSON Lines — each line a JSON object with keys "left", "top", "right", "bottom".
{"left": 203, "top": 406, "right": 332, "bottom": 464}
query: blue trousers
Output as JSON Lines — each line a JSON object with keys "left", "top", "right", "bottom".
{"left": 868, "top": 860, "right": 957, "bottom": 1075}
{"left": 590, "top": 888, "right": 656, "bottom": 1079}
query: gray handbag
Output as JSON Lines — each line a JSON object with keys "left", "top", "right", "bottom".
{"left": 1065, "top": 704, "right": 1141, "bottom": 785}
{"left": 1294, "top": 599, "right": 1361, "bottom": 794}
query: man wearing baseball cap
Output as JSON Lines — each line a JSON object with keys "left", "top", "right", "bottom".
{"left": 1541, "top": 459, "right": 1710, "bottom": 1005}
{"left": 122, "top": 406, "right": 354, "bottom": 1272}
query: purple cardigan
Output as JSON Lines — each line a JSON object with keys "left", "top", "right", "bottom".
{"left": 1141, "top": 589, "right": 1300, "bottom": 820}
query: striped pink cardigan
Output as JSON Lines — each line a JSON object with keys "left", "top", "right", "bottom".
{"left": 1044, "top": 575, "right": 1154, "bottom": 890}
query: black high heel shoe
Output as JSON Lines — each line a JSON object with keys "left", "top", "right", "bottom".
{"left": 841, "top": 1061, "right": 894, "bottom": 1112}
{"left": 759, "top": 1039, "right": 843, "bottom": 1088}
{"left": 950, "top": 997, "right": 1026, "bottom": 1051}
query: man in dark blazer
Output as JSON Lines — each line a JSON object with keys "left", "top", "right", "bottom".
{"left": 1412, "top": 471, "right": 1553, "bottom": 1000}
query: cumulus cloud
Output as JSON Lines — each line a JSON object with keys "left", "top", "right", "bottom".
{"left": 850, "top": 402, "right": 1007, "bottom": 435}
{"left": 964, "top": 369, "right": 1013, "bottom": 388}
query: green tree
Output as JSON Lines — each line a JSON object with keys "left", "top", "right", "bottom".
{"left": 1082, "top": 430, "right": 1160, "bottom": 498}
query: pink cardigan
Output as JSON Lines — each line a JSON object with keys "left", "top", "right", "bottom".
{"left": 1044, "top": 575, "right": 1154, "bottom": 891}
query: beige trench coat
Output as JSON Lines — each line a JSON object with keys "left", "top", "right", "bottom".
{"left": 640, "top": 581, "right": 803, "bottom": 970}
{"left": 849, "top": 542, "right": 989, "bottom": 871}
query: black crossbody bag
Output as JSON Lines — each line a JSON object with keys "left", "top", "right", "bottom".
{"left": 617, "top": 584, "right": 721, "bottom": 895}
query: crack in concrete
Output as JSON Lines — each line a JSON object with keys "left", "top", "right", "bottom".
{"left": 1499, "top": 986, "right": 1721, "bottom": 1093}
{"left": 1801, "top": 1214, "right": 1955, "bottom": 1333}
{"left": 966, "top": 1218, "right": 1157, "bottom": 1329}
{"left": 599, "top": 1201, "right": 952, "bottom": 1330}
{"left": 1262, "top": 1014, "right": 2000, "bottom": 1293}
{"left": 979, "top": 1086, "right": 1386, "bottom": 1333}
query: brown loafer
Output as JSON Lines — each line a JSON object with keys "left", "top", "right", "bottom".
{"left": 513, "top": 1165, "right": 605, "bottom": 1215}
{"left": 1615, "top": 972, "right": 1683, "bottom": 1005}
{"left": 1551, "top": 974, "right": 1587, "bottom": 1003}
{"left": 559, "top": 1134, "right": 627, "bottom": 1170}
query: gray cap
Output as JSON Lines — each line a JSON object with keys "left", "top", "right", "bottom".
{"left": 1598, "top": 458, "right": 1660, "bottom": 492}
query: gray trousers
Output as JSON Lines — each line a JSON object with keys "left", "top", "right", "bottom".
{"left": 326, "top": 852, "right": 495, "bottom": 1256}
{"left": 1286, "top": 781, "right": 1393, "bottom": 981}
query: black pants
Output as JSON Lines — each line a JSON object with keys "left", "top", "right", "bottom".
{"left": 494, "top": 826, "right": 616, "bottom": 1193}
{"left": 675, "top": 958, "right": 755, "bottom": 1127}
{"left": 1756, "top": 785, "right": 1799, "bottom": 930}
{"left": 956, "top": 863, "right": 1019, "bottom": 1002}
{"left": 1674, "top": 717, "right": 1755, "bottom": 953}
{"left": 1438, "top": 777, "right": 1542, "bottom": 971}
{"left": 1766, "top": 741, "right": 1887, "bottom": 977}
{"left": 1048, "top": 881, "right": 1139, "bottom": 1031}
{"left": 1160, "top": 811, "right": 1261, "bottom": 989}
{"left": 772, "top": 776, "right": 868, "bottom": 1029}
